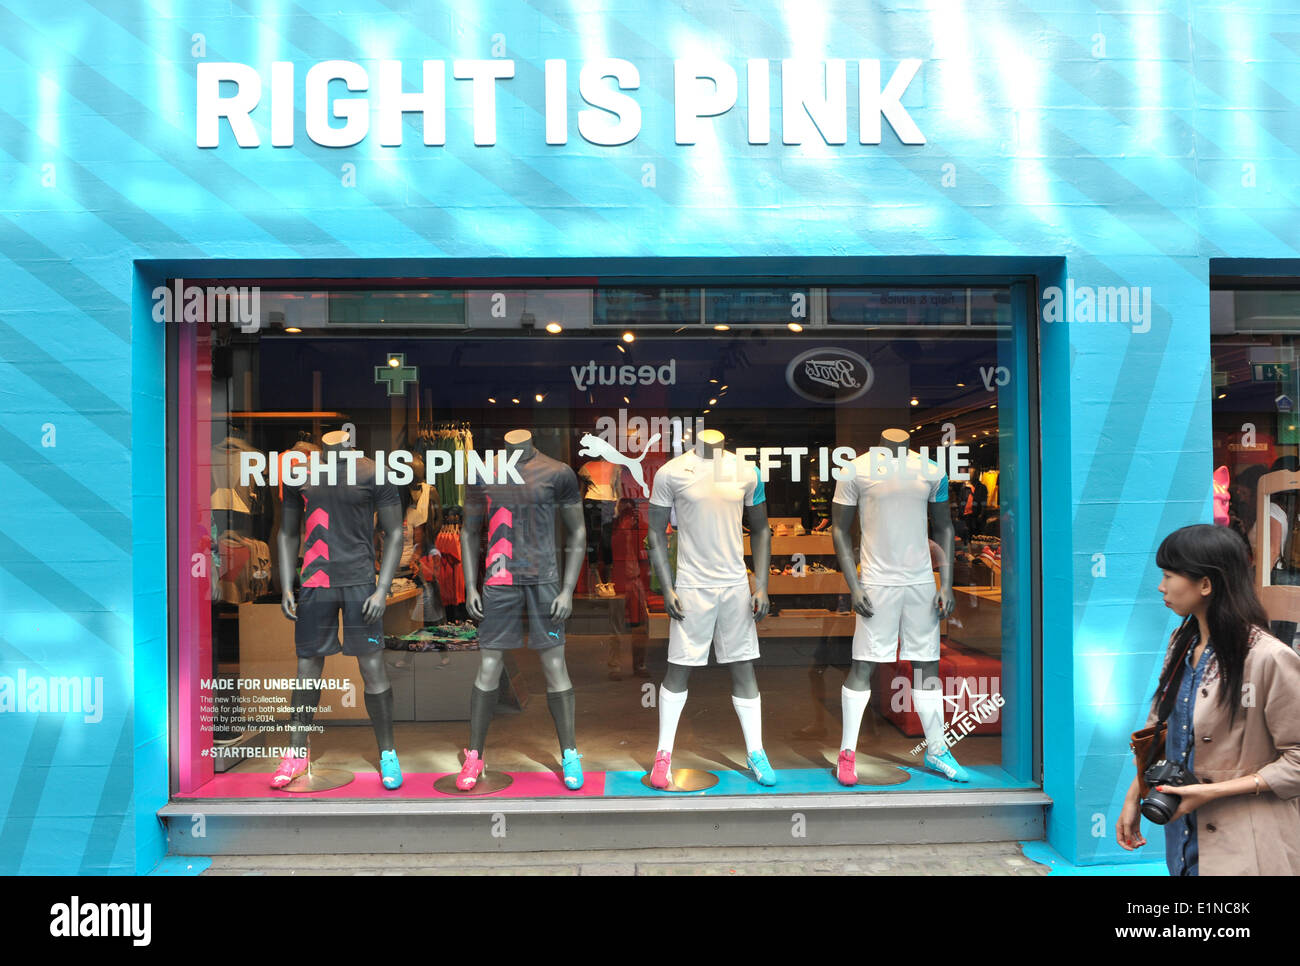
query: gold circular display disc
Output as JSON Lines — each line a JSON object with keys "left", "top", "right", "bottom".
{"left": 432, "top": 771, "right": 515, "bottom": 795}
{"left": 847, "top": 757, "right": 912, "bottom": 786}
{"left": 277, "top": 767, "right": 355, "bottom": 793}
{"left": 640, "top": 768, "right": 719, "bottom": 792}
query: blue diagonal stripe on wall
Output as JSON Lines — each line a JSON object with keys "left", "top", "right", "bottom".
{"left": 79, "top": 713, "right": 133, "bottom": 874}
{"left": 0, "top": 3, "right": 360, "bottom": 259}
{"left": 0, "top": 529, "right": 129, "bottom": 651}
{"left": 0, "top": 218, "right": 130, "bottom": 344}
{"left": 0, "top": 107, "right": 206, "bottom": 258}
{"left": 0, "top": 426, "right": 132, "bottom": 554}
{"left": 0, "top": 317, "right": 131, "bottom": 448}
{"left": 0, "top": 713, "right": 65, "bottom": 874}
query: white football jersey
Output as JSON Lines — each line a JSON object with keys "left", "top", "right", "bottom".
{"left": 650, "top": 449, "right": 765, "bottom": 588}
{"left": 833, "top": 449, "right": 948, "bottom": 586}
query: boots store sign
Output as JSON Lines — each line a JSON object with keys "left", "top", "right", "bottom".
{"left": 195, "top": 58, "right": 925, "bottom": 148}
{"left": 786, "top": 347, "right": 874, "bottom": 403}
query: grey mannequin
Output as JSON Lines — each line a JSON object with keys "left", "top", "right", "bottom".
{"left": 648, "top": 429, "right": 772, "bottom": 699}
{"left": 461, "top": 430, "right": 587, "bottom": 761}
{"left": 277, "top": 430, "right": 404, "bottom": 772}
{"left": 831, "top": 427, "right": 957, "bottom": 773}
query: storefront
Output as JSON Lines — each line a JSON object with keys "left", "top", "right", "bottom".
{"left": 2, "top": 0, "right": 1288, "bottom": 873}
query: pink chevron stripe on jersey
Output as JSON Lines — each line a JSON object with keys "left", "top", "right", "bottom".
{"left": 302, "top": 539, "right": 329, "bottom": 569}
{"left": 486, "top": 537, "right": 513, "bottom": 565}
{"left": 302, "top": 569, "right": 330, "bottom": 588}
{"left": 488, "top": 505, "right": 513, "bottom": 536}
{"left": 305, "top": 507, "right": 329, "bottom": 536}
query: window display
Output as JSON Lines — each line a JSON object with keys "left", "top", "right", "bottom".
{"left": 1211, "top": 283, "right": 1300, "bottom": 651}
{"left": 171, "top": 277, "right": 1030, "bottom": 803}
{"left": 457, "top": 429, "right": 586, "bottom": 792}
{"left": 646, "top": 429, "right": 772, "bottom": 790}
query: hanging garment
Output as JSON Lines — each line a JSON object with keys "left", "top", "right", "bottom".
{"left": 212, "top": 436, "right": 262, "bottom": 517}
{"left": 435, "top": 526, "right": 465, "bottom": 605}
{"left": 400, "top": 483, "right": 432, "bottom": 568}
{"left": 216, "top": 532, "right": 272, "bottom": 603}
{"left": 579, "top": 460, "right": 623, "bottom": 502}
{"left": 980, "top": 469, "right": 999, "bottom": 508}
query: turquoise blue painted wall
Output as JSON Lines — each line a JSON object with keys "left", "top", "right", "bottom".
{"left": 3, "top": 0, "right": 1294, "bottom": 871}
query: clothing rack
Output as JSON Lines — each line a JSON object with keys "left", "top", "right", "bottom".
{"left": 414, "top": 420, "right": 475, "bottom": 510}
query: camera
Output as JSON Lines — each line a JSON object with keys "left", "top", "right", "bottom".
{"left": 1141, "top": 759, "right": 1199, "bottom": 824}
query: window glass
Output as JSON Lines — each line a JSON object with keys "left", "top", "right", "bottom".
{"left": 171, "top": 278, "right": 1027, "bottom": 800}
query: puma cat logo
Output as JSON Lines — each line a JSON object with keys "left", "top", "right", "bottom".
{"left": 578, "top": 432, "right": 661, "bottom": 497}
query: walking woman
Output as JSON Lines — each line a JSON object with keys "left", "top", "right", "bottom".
{"left": 1116, "top": 524, "right": 1300, "bottom": 874}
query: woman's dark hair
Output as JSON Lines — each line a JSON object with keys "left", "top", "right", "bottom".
{"left": 1155, "top": 524, "right": 1267, "bottom": 721}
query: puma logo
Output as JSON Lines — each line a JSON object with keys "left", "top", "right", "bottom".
{"left": 579, "top": 432, "right": 660, "bottom": 497}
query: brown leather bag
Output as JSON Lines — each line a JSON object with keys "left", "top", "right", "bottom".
{"left": 1129, "top": 626, "right": 1195, "bottom": 798}
{"left": 1129, "top": 723, "right": 1167, "bottom": 798}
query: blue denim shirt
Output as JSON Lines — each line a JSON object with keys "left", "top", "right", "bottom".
{"left": 1164, "top": 635, "right": 1214, "bottom": 877}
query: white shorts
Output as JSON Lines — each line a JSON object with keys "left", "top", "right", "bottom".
{"left": 668, "top": 583, "right": 760, "bottom": 667}
{"left": 853, "top": 582, "right": 940, "bottom": 663}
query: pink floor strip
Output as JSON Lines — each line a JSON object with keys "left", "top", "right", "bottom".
{"left": 184, "top": 770, "right": 607, "bottom": 799}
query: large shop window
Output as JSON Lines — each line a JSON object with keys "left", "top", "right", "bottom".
{"left": 1211, "top": 282, "right": 1300, "bottom": 650}
{"left": 169, "top": 275, "right": 1036, "bottom": 801}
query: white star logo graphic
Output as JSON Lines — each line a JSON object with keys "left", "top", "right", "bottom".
{"left": 941, "top": 677, "right": 988, "bottom": 714}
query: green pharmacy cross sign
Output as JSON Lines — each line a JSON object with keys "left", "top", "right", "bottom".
{"left": 376, "top": 352, "right": 418, "bottom": 395}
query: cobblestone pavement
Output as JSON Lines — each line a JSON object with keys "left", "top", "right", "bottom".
{"left": 202, "top": 841, "right": 1051, "bottom": 875}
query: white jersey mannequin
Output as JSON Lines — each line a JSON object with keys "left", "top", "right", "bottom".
{"left": 830, "top": 427, "right": 968, "bottom": 784}
{"left": 645, "top": 429, "right": 775, "bottom": 788}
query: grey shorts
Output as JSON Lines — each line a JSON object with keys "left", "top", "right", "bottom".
{"left": 478, "top": 582, "right": 566, "bottom": 650}
{"left": 294, "top": 585, "right": 383, "bottom": 658}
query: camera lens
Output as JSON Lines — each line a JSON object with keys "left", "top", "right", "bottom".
{"left": 1141, "top": 793, "right": 1176, "bottom": 825}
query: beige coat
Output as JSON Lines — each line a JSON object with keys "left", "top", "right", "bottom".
{"left": 1145, "top": 625, "right": 1300, "bottom": 875}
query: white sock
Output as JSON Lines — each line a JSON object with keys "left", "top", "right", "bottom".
{"left": 840, "top": 686, "right": 871, "bottom": 752}
{"left": 913, "top": 688, "right": 947, "bottom": 757}
{"left": 657, "top": 687, "right": 688, "bottom": 754}
{"left": 732, "top": 694, "right": 764, "bottom": 754}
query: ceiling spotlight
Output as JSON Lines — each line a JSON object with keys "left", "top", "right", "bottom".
{"left": 1216, "top": 392, "right": 1227, "bottom": 399}
{"left": 990, "top": 404, "right": 997, "bottom": 409}
{"left": 285, "top": 326, "right": 302, "bottom": 333}
{"left": 511, "top": 397, "right": 520, "bottom": 404}
{"left": 910, "top": 397, "right": 919, "bottom": 406}
{"left": 388, "top": 357, "right": 401, "bottom": 367}
{"left": 709, "top": 379, "right": 718, "bottom": 384}
{"left": 714, "top": 324, "right": 730, "bottom": 331}
{"left": 703, "top": 409, "right": 711, "bottom": 414}
{"left": 545, "top": 322, "right": 563, "bottom": 334}
{"left": 488, "top": 397, "right": 497, "bottom": 404}
{"left": 616, "top": 343, "right": 626, "bottom": 353}
{"left": 788, "top": 322, "right": 803, "bottom": 332}
{"left": 956, "top": 382, "right": 965, "bottom": 388}
{"left": 623, "top": 396, "right": 630, "bottom": 404}
{"left": 622, "top": 331, "right": 635, "bottom": 343}
{"left": 535, "top": 393, "right": 545, "bottom": 403}
{"left": 709, "top": 398, "right": 718, "bottom": 405}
